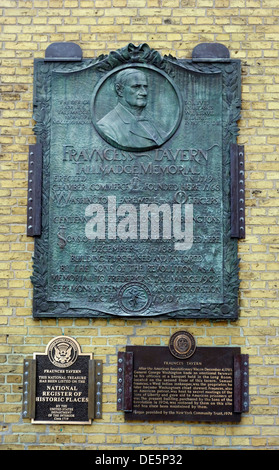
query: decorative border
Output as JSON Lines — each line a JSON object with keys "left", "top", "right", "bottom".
{"left": 31, "top": 44, "right": 241, "bottom": 319}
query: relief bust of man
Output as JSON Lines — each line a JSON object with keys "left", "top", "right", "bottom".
{"left": 97, "top": 68, "right": 166, "bottom": 150}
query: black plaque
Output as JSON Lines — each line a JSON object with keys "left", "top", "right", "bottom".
{"left": 119, "top": 342, "right": 249, "bottom": 422}
{"left": 22, "top": 336, "right": 102, "bottom": 424}
{"left": 31, "top": 42, "right": 242, "bottom": 319}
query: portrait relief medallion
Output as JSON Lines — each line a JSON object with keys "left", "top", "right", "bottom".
{"left": 169, "top": 331, "right": 196, "bottom": 360}
{"left": 46, "top": 336, "right": 81, "bottom": 368}
{"left": 91, "top": 64, "right": 183, "bottom": 151}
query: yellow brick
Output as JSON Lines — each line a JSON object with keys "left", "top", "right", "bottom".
{"left": 120, "top": 424, "right": 154, "bottom": 434}
{"left": 122, "top": 435, "right": 141, "bottom": 444}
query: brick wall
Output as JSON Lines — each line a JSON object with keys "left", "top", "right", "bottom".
{"left": 0, "top": 0, "right": 279, "bottom": 450}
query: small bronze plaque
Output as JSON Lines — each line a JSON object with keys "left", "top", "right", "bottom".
{"left": 169, "top": 330, "right": 196, "bottom": 359}
{"left": 22, "top": 336, "right": 102, "bottom": 424}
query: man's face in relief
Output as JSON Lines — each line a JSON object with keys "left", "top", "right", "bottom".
{"left": 119, "top": 71, "right": 148, "bottom": 110}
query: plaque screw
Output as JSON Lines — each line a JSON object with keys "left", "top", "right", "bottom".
{"left": 118, "top": 358, "right": 123, "bottom": 363}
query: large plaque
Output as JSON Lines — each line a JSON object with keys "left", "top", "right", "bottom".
{"left": 22, "top": 336, "right": 102, "bottom": 424}
{"left": 117, "top": 333, "right": 249, "bottom": 422}
{"left": 31, "top": 43, "right": 242, "bottom": 319}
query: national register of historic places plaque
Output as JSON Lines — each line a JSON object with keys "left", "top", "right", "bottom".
{"left": 31, "top": 43, "right": 242, "bottom": 319}
{"left": 117, "top": 336, "right": 249, "bottom": 422}
{"left": 22, "top": 336, "right": 102, "bottom": 424}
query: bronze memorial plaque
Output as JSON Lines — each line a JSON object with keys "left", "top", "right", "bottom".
{"left": 117, "top": 335, "right": 249, "bottom": 422}
{"left": 30, "top": 42, "right": 243, "bottom": 319}
{"left": 22, "top": 336, "right": 102, "bottom": 424}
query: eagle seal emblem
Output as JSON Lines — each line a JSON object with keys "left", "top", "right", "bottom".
{"left": 46, "top": 336, "right": 80, "bottom": 368}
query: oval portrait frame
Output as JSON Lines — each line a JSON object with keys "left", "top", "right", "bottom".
{"left": 91, "top": 63, "right": 183, "bottom": 152}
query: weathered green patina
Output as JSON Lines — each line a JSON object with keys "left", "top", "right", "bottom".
{"left": 31, "top": 43, "right": 241, "bottom": 319}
